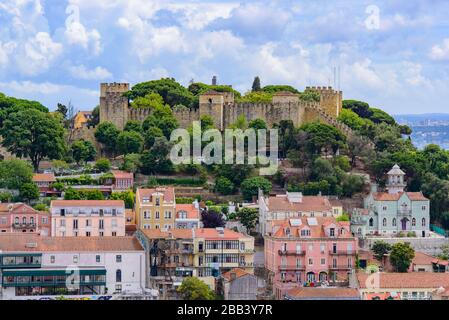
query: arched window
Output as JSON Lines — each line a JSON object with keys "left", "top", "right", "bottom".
{"left": 30, "top": 217, "right": 34, "bottom": 225}
{"left": 15, "top": 217, "right": 19, "bottom": 224}
{"left": 22, "top": 217, "right": 26, "bottom": 224}
{"left": 392, "top": 218, "right": 397, "bottom": 227}
{"left": 116, "top": 269, "right": 122, "bottom": 283}
{"left": 369, "top": 218, "right": 374, "bottom": 227}
{"left": 422, "top": 218, "right": 426, "bottom": 227}
{"left": 382, "top": 218, "right": 387, "bottom": 227}
{"left": 412, "top": 218, "right": 416, "bottom": 226}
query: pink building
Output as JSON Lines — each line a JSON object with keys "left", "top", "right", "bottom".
{"left": 0, "top": 203, "right": 51, "bottom": 236}
{"left": 50, "top": 200, "right": 126, "bottom": 237}
{"left": 264, "top": 217, "right": 358, "bottom": 299}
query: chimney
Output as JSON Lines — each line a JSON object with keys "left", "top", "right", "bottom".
{"left": 212, "top": 76, "right": 217, "bottom": 86}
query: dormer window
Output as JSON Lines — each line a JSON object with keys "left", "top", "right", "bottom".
{"left": 300, "top": 229, "right": 310, "bottom": 237}
{"left": 330, "top": 228, "right": 335, "bottom": 237}
{"left": 155, "top": 197, "right": 160, "bottom": 206}
{"left": 285, "top": 228, "right": 290, "bottom": 236}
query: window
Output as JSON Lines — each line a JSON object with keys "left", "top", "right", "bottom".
{"left": 115, "top": 284, "right": 122, "bottom": 293}
{"left": 321, "top": 258, "right": 326, "bottom": 265}
{"left": 99, "top": 232, "right": 104, "bottom": 237}
{"left": 15, "top": 217, "right": 19, "bottom": 224}
{"left": 320, "top": 244, "right": 325, "bottom": 254}
{"left": 73, "top": 255, "right": 78, "bottom": 263}
{"left": 332, "top": 243, "right": 337, "bottom": 254}
{"left": 155, "top": 197, "right": 160, "bottom": 206}
{"left": 422, "top": 206, "right": 426, "bottom": 211}
{"left": 382, "top": 218, "right": 387, "bottom": 227}
{"left": 50, "top": 256, "right": 55, "bottom": 263}
{"left": 369, "top": 218, "right": 373, "bottom": 227}
{"left": 308, "top": 258, "right": 313, "bottom": 266}
{"left": 164, "top": 211, "right": 172, "bottom": 219}
{"left": 86, "top": 219, "right": 91, "bottom": 227}
{"left": 111, "top": 219, "right": 117, "bottom": 228}
{"left": 383, "top": 206, "right": 387, "bottom": 211}
{"left": 30, "top": 217, "right": 34, "bottom": 225}
{"left": 60, "top": 219, "right": 66, "bottom": 227}
{"left": 296, "top": 244, "right": 301, "bottom": 253}
{"left": 116, "top": 270, "right": 122, "bottom": 283}
{"left": 422, "top": 218, "right": 426, "bottom": 227}
{"left": 392, "top": 218, "right": 397, "bottom": 227}
{"left": 144, "top": 211, "right": 150, "bottom": 219}
{"left": 22, "top": 217, "right": 26, "bottom": 224}
{"left": 73, "top": 219, "right": 78, "bottom": 230}
{"left": 42, "top": 217, "right": 48, "bottom": 224}
{"left": 155, "top": 211, "right": 160, "bottom": 219}
{"left": 99, "top": 220, "right": 104, "bottom": 230}
{"left": 330, "top": 228, "right": 335, "bottom": 237}
{"left": 116, "top": 255, "right": 122, "bottom": 263}
{"left": 96, "top": 255, "right": 100, "bottom": 263}
{"left": 412, "top": 218, "right": 416, "bottom": 226}
{"left": 112, "top": 232, "right": 117, "bottom": 237}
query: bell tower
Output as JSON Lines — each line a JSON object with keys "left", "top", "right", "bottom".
{"left": 386, "top": 164, "right": 406, "bottom": 194}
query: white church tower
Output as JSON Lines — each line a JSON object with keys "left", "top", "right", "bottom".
{"left": 386, "top": 164, "right": 406, "bottom": 194}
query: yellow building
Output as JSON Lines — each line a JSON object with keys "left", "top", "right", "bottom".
{"left": 73, "top": 111, "right": 93, "bottom": 129}
{"left": 135, "top": 187, "right": 176, "bottom": 230}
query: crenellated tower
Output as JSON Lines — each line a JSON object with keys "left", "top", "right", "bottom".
{"left": 306, "top": 86, "right": 342, "bottom": 118}
{"left": 99, "top": 83, "right": 130, "bottom": 130}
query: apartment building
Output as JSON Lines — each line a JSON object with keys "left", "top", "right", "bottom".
{"left": 258, "top": 191, "right": 342, "bottom": 235}
{"left": 138, "top": 227, "right": 255, "bottom": 296}
{"left": 0, "top": 234, "right": 145, "bottom": 299}
{"left": 264, "top": 217, "right": 358, "bottom": 299}
{"left": 135, "top": 187, "right": 176, "bottom": 231}
{"left": 175, "top": 202, "right": 201, "bottom": 229}
{"left": 50, "top": 200, "right": 126, "bottom": 237}
{"left": 0, "top": 203, "right": 51, "bottom": 236}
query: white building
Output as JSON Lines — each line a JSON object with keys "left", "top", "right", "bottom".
{"left": 0, "top": 234, "right": 146, "bottom": 300}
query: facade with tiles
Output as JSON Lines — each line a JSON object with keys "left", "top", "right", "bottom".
{"left": 258, "top": 191, "right": 343, "bottom": 235}
{"left": 264, "top": 217, "right": 358, "bottom": 299}
{"left": 0, "top": 235, "right": 145, "bottom": 299}
{"left": 135, "top": 187, "right": 176, "bottom": 231}
{"left": 0, "top": 203, "right": 51, "bottom": 236}
{"left": 351, "top": 165, "right": 430, "bottom": 238}
{"left": 50, "top": 200, "right": 126, "bottom": 237}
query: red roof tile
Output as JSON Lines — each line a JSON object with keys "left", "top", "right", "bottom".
{"left": 112, "top": 170, "right": 133, "bottom": 179}
{"left": 176, "top": 204, "right": 200, "bottom": 219}
{"left": 372, "top": 192, "right": 428, "bottom": 201}
{"left": 33, "top": 173, "right": 56, "bottom": 182}
{"left": 137, "top": 187, "right": 175, "bottom": 203}
{"left": 357, "top": 272, "right": 449, "bottom": 289}
{"left": 50, "top": 200, "right": 125, "bottom": 207}
{"left": 222, "top": 268, "right": 252, "bottom": 281}
{"left": 266, "top": 195, "right": 332, "bottom": 212}
{"left": 287, "top": 287, "right": 360, "bottom": 299}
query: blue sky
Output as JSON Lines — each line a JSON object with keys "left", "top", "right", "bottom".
{"left": 0, "top": 0, "right": 449, "bottom": 114}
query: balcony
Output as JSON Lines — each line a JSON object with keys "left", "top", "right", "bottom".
{"left": 328, "top": 265, "right": 353, "bottom": 270}
{"left": 398, "top": 209, "right": 412, "bottom": 217}
{"left": 278, "top": 265, "right": 306, "bottom": 271}
{"left": 329, "top": 251, "right": 355, "bottom": 256}
{"left": 12, "top": 223, "right": 36, "bottom": 229}
{"left": 278, "top": 250, "right": 306, "bottom": 256}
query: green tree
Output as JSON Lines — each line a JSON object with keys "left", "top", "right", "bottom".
{"left": 95, "top": 121, "right": 120, "bottom": 154}
{"left": 300, "top": 122, "right": 347, "bottom": 155}
{"left": 0, "top": 191, "right": 13, "bottom": 202}
{"left": 124, "top": 120, "right": 143, "bottom": 133}
{"left": 143, "top": 126, "right": 165, "bottom": 149}
{"left": 142, "top": 104, "right": 179, "bottom": 139}
{"left": 110, "top": 190, "right": 135, "bottom": 209}
{"left": 238, "top": 91, "right": 272, "bottom": 103}
{"left": 341, "top": 174, "right": 365, "bottom": 197}
{"left": 177, "top": 277, "right": 216, "bottom": 300}
{"left": 0, "top": 159, "right": 34, "bottom": 189}
{"left": 251, "top": 76, "right": 261, "bottom": 92}
{"left": 261, "top": 85, "right": 299, "bottom": 94}
{"left": 389, "top": 242, "right": 415, "bottom": 272}
{"left": 0, "top": 92, "right": 48, "bottom": 127}
{"left": 248, "top": 118, "right": 267, "bottom": 130}
{"left": 87, "top": 106, "right": 100, "bottom": 127}
{"left": 19, "top": 183, "right": 39, "bottom": 202}
{"left": 372, "top": 240, "right": 392, "bottom": 262}
{"left": 201, "top": 208, "right": 225, "bottom": 228}
{"left": 71, "top": 140, "right": 97, "bottom": 165}
{"left": 95, "top": 158, "right": 111, "bottom": 172}
{"left": 140, "top": 137, "right": 174, "bottom": 174}
{"left": 117, "top": 131, "right": 144, "bottom": 155}
{"left": 64, "top": 187, "right": 82, "bottom": 200}
{"left": 336, "top": 214, "right": 350, "bottom": 222}
{"left": 237, "top": 208, "right": 259, "bottom": 232}
{"left": 121, "top": 153, "right": 141, "bottom": 173}
{"left": 1, "top": 109, "right": 66, "bottom": 171}
{"left": 343, "top": 100, "right": 372, "bottom": 118}
{"left": 130, "top": 92, "right": 165, "bottom": 109}
{"left": 214, "top": 177, "right": 235, "bottom": 195}
{"left": 240, "top": 176, "right": 272, "bottom": 201}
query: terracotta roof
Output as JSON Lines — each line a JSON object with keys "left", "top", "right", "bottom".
{"left": 357, "top": 272, "right": 449, "bottom": 289}
{"left": 141, "top": 228, "right": 250, "bottom": 241}
{"left": 137, "top": 187, "right": 175, "bottom": 203}
{"left": 141, "top": 228, "right": 194, "bottom": 240}
{"left": 266, "top": 195, "right": 332, "bottom": 212}
{"left": 372, "top": 192, "right": 428, "bottom": 201}
{"left": 112, "top": 170, "right": 133, "bottom": 179}
{"left": 365, "top": 293, "right": 401, "bottom": 300}
{"left": 195, "top": 228, "right": 251, "bottom": 240}
{"left": 286, "top": 287, "right": 360, "bottom": 299}
{"left": 271, "top": 217, "right": 353, "bottom": 239}
{"left": 0, "top": 234, "right": 143, "bottom": 252}
{"left": 328, "top": 199, "right": 343, "bottom": 207}
{"left": 176, "top": 204, "right": 200, "bottom": 220}
{"left": 222, "top": 268, "right": 252, "bottom": 281}
{"left": 431, "top": 258, "right": 449, "bottom": 266}
{"left": 33, "top": 173, "right": 56, "bottom": 182}
{"left": 413, "top": 252, "right": 436, "bottom": 266}
{"left": 50, "top": 200, "right": 125, "bottom": 207}
{"left": 0, "top": 203, "right": 38, "bottom": 213}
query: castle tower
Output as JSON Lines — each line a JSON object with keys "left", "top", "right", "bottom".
{"left": 306, "top": 86, "right": 343, "bottom": 118}
{"left": 199, "top": 90, "right": 234, "bottom": 131}
{"left": 99, "top": 83, "right": 130, "bottom": 130}
{"left": 386, "top": 164, "right": 406, "bottom": 194}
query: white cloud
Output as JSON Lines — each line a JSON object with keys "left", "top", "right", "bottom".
{"left": 18, "top": 32, "right": 63, "bottom": 75}
{"left": 68, "top": 65, "right": 112, "bottom": 80}
{"left": 65, "top": 22, "right": 102, "bottom": 55}
{"left": 430, "top": 38, "right": 449, "bottom": 61}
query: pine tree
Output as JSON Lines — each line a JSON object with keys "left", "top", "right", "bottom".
{"left": 252, "top": 76, "right": 261, "bottom": 92}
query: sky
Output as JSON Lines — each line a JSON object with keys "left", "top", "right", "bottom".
{"left": 0, "top": 0, "right": 449, "bottom": 115}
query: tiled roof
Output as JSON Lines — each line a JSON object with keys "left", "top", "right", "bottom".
{"left": 112, "top": 170, "right": 133, "bottom": 179}
{"left": 195, "top": 228, "right": 250, "bottom": 240}
{"left": 413, "top": 251, "right": 436, "bottom": 266}
{"left": 141, "top": 228, "right": 250, "bottom": 241}
{"left": 266, "top": 195, "right": 332, "bottom": 212}
{"left": 0, "top": 203, "right": 38, "bottom": 213}
{"left": 357, "top": 272, "right": 449, "bottom": 289}
{"left": 141, "top": 228, "right": 194, "bottom": 240}
{"left": 176, "top": 204, "right": 200, "bottom": 219}
{"left": 222, "top": 268, "right": 252, "bottom": 281}
{"left": 0, "top": 234, "right": 143, "bottom": 252}
{"left": 271, "top": 217, "right": 352, "bottom": 238}
{"left": 137, "top": 187, "right": 175, "bottom": 203}
{"left": 286, "top": 287, "right": 360, "bottom": 299}
{"left": 372, "top": 192, "right": 428, "bottom": 201}
{"left": 33, "top": 173, "right": 56, "bottom": 182}
{"left": 50, "top": 200, "right": 125, "bottom": 207}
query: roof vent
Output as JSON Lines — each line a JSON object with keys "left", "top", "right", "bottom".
{"left": 216, "top": 227, "right": 224, "bottom": 235}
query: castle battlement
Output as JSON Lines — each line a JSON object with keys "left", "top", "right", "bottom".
{"left": 306, "top": 86, "right": 342, "bottom": 95}
{"left": 100, "top": 83, "right": 130, "bottom": 97}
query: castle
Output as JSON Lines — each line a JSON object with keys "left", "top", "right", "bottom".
{"left": 98, "top": 82, "right": 353, "bottom": 136}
